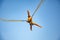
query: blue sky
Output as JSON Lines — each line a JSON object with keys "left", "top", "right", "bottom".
{"left": 0, "top": 0, "right": 60, "bottom": 40}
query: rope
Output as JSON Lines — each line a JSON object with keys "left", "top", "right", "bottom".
{"left": 32, "top": 0, "right": 44, "bottom": 17}
{"left": 0, "top": 18, "right": 27, "bottom": 22}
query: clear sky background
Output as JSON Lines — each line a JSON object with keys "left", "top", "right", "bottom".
{"left": 0, "top": 0, "right": 60, "bottom": 40}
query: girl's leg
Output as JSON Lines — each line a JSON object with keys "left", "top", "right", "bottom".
{"left": 32, "top": 22, "right": 42, "bottom": 28}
